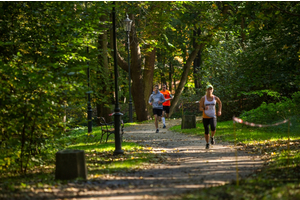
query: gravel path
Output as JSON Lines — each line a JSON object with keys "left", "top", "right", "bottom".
{"left": 4, "top": 118, "right": 263, "bottom": 200}
{"left": 72, "top": 118, "right": 262, "bottom": 200}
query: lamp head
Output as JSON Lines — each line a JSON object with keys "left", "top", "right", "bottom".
{"left": 123, "top": 14, "right": 132, "bottom": 32}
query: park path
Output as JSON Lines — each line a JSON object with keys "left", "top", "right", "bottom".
{"left": 62, "top": 118, "right": 263, "bottom": 200}
{"left": 11, "top": 118, "right": 263, "bottom": 200}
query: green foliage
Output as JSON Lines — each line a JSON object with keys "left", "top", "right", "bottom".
{"left": 0, "top": 1, "right": 112, "bottom": 174}
{"left": 240, "top": 92, "right": 300, "bottom": 124}
{"left": 0, "top": 126, "right": 156, "bottom": 192}
{"left": 1, "top": 0, "right": 299, "bottom": 182}
{"left": 191, "top": 1, "right": 300, "bottom": 122}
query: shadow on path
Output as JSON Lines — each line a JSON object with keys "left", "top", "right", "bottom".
{"left": 5, "top": 119, "right": 263, "bottom": 200}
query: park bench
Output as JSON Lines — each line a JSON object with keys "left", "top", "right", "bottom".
{"left": 98, "top": 117, "right": 124, "bottom": 143}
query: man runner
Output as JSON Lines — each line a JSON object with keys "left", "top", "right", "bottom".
{"left": 160, "top": 84, "right": 173, "bottom": 128}
{"left": 148, "top": 85, "right": 166, "bottom": 133}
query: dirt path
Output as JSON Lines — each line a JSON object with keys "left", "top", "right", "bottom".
{"left": 58, "top": 118, "right": 262, "bottom": 200}
{"left": 5, "top": 119, "right": 263, "bottom": 200}
{"left": 100, "top": 118, "right": 263, "bottom": 200}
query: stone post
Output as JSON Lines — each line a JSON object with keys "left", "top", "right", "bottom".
{"left": 55, "top": 149, "right": 87, "bottom": 180}
{"left": 181, "top": 115, "right": 196, "bottom": 129}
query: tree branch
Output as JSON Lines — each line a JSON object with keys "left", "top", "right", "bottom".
{"left": 271, "top": 3, "right": 300, "bottom": 17}
{"left": 109, "top": 27, "right": 128, "bottom": 72}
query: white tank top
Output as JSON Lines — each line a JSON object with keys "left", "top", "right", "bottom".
{"left": 204, "top": 95, "right": 216, "bottom": 118}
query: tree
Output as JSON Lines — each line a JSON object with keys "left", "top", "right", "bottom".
{"left": 0, "top": 1, "right": 111, "bottom": 173}
{"left": 166, "top": 2, "right": 231, "bottom": 116}
{"left": 114, "top": 2, "right": 175, "bottom": 121}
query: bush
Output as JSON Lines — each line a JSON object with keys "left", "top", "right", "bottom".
{"left": 239, "top": 92, "right": 300, "bottom": 124}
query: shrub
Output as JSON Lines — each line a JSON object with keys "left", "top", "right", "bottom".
{"left": 239, "top": 92, "right": 299, "bottom": 124}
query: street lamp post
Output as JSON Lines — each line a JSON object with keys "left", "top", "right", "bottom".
{"left": 86, "top": 1, "right": 92, "bottom": 134}
{"left": 112, "top": 2, "right": 124, "bottom": 155}
{"left": 123, "top": 15, "right": 133, "bottom": 122}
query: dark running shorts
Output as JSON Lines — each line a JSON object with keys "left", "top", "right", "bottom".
{"left": 153, "top": 108, "right": 163, "bottom": 117}
{"left": 203, "top": 117, "right": 217, "bottom": 135}
{"left": 163, "top": 106, "right": 170, "bottom": 114}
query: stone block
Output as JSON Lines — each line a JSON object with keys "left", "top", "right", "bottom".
{"left": 55, "top": 149, "right": 87, "bottom": 180}
{"left": 181, "top": 115, "right": 196, "bottom": 129}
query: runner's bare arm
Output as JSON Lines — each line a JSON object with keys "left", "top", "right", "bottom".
{"left": 199, "top": 97, "right": 205, "bottom": 112}
{"left": 216, "top": 96, "right": 222, "bottom": 116}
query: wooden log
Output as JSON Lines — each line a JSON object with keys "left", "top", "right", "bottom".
{"left": 55, "top": 149, "right": 87, "bottom": 180}
{"left": 181, "top": 115, "right": 196, "bottom": 129}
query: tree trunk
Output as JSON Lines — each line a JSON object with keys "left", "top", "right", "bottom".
{"left": 193, "top": 28, "right": 202, "bottom": 90}
{"left": 161, "top": 52, "right": 166, "bottom": 85}
{"left": 169, "top": 43, "right": 205, "bottom": 117}
{"left": 169, "top": 62, "right": 173, "bottom": 93}
{"left": 113, "top": 14, "right": 150, "bottom": 122}
{"left": 143, "top": 45, "right": 156, "bottom": 119}
{"left": 129, "top": 14, "right": 148, "bottom": 122}
{"left": 96, "top": 15, "right": 111, "bottom": 124}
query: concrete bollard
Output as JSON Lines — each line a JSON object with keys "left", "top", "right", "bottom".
{"left": 55, "top": 149, "right": 87, "bottom": 180}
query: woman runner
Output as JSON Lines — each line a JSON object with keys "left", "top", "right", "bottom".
{"left": 199, "top": 85, "right": 222, "bottom": 149}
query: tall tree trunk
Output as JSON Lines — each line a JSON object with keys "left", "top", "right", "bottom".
{"left": 169, "top": 62, "right": 173, "bottom": 93}
{"left": 169, "top": 43, "right": 205, "bottom": 117}
{"left": 143, "top": 45, "right": 156, "bottom": 119}
{"left": 113, "top": 14, "right": 150, "bottom": 121}
{"left": 129, "top": 14, "right": 148, "bottom": 121}
{"left": 193, "top": 28, "right": 202, "bottom": 90}
{"left": 161, "top": 52, "right": 166, "bottom": 85}
{"left": 97, "top": 15, "right": 111, "bottom": 123}
{"left": 157, "top": 49, "right": 162, "bottom": 85}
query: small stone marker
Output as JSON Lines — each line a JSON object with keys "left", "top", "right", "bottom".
{"left": 55, "top": 149, "right": 87, "bottom": 180}
{"left": 181, "top": 115, "right": 196, "bottom": 129}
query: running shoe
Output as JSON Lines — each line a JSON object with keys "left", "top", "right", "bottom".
{"left": 156, "top": 129, "right": 159, "bottom": 133}
{"left": 206, "top": 143, "right": 210, "bottom": 149}
{"left": 163, "top": 124, "right": 166, "bottom": 129}
{"left": 211, "top": 137, "right": 215, "bottom": 145}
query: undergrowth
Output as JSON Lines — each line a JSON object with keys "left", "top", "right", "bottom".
{"left": 0, "top": 126, "right": 156, "bottom": 196}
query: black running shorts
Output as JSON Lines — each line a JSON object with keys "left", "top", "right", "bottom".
{"left": 153, "top": 108, "right": 163, "bottom": 117}
{"left": 203, "top": 117, "right": 217, "bottom": 135}
{"left": 163, "top": 106, "right": 170, "bottom": 114}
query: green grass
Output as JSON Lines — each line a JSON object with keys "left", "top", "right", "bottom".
{"left": 171, "top": 117, "right": 300, "bottom": 200}
{"left": 63, "top": 126, "right": 156, "bottom": 175}
{"left": 170, "top": 117, "right": 300, "bottom": 144}
{"left": 0, "top": 125, "right": 156, "bottom": 194}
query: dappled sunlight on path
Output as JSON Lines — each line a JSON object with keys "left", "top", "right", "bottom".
{"left": 88, "top": 118, "right": 263, "bottom": 199}
{"left": 6, "top": 119, "right": 263, "bottom": 200}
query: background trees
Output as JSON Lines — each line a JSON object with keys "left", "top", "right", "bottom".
{"left": 199, "top": 2, "right": 300, "bottom": 119}
{"left": 0, "top": 1, "right": 111, "bottom": 173}
{"left": 1, "top": 1, "right": 299, "bottom": 174}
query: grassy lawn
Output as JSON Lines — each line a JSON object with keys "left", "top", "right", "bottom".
{"left": 170, "top": 116, "right": 300, "bottom": 143}
{"left": 65, "top": 126, "right": 156, "bottom": 175}
{"left": 0, "top": 125, "right": 156, "bottom": 193}
{"left": 171, "top": 117, "right": 300, "bottom": 200}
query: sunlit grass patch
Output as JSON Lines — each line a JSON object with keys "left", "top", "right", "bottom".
{"left": 60, "top": 126, "right": 156, "bottom": 176}
{"left": 170, "top": 117, "right": 300, "bottom": 144}
{"left": 0, "top": 125, "right": 156, "bottom": 194}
